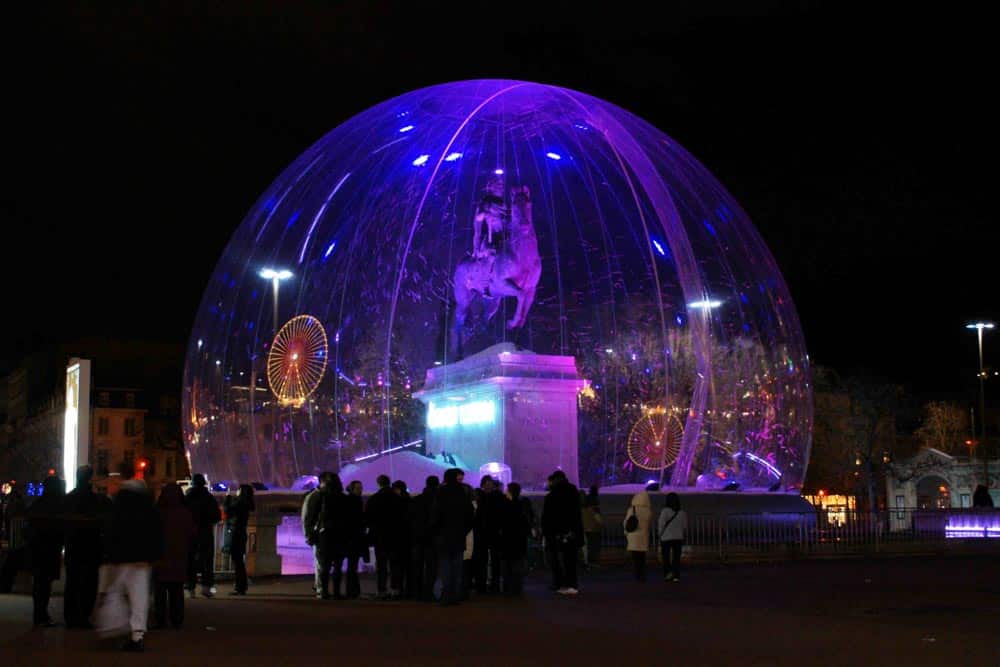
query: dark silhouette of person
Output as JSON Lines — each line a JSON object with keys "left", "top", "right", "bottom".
{"left": 473, "top": 475, "right": 505, "bottom": 593}
{"left": 343, "top": 479, "right": 366, "bottom": 599}
{"left": 184, "top": 473, "right": 221, "bottom": 597}
{"left": 541, "top": 470, "right": 584, "bottom": 595}
{"left": 316, "top": 474, "right": 353, "bottom": 599}
{"left": 391, "top": 480, "right": 412, "bottom": 597}
{"left": 303, "top": 472, "right": 335, "bottom": 597}
{"left": 973, "top": 484, "right": 994, "bottom": 508}
{"left": 408, "top": 475, "right": 440, "bottom": 601}
{"left": 26, "top": 475, "right": 65, "bottom": 627}
{"left": 500, "top": 482, "right": 530, "bottom": 594}
{"left": 365, "top": 474, "right": 405, "bottom": 598}
{"left": 153, "top": 482, "right": 193, "bottom": 629}
{"left": 223, "top": 484, "right": 255, "bottom": 595}
{"left": 430, "top": 468, "right": 474, "bottom": 606}
{"left": 63, "top": 465, "right": 112, "bottom": 628}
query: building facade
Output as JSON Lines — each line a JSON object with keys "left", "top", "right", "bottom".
{"left": 886, "top": 447, "right": 1000, "bottom": 510}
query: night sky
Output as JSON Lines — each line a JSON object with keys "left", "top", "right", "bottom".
{"left": 4, "top": 2, "right": 996, "bottom": 403}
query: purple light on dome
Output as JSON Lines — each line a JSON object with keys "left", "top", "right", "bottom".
{"left": 494, "top": 168, "right": 504, "bottom": 175}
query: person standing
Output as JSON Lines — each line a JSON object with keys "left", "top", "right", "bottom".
{"left": 316, "top": 474, "right": 350, "bottom": 599}
{"left": 581, "top": 485, "right": 603, "bottom": 569}
{"left": 223, "top": 484, "right": 255, "bottom": 595}
{"left": 391, "top": 480, "right": 412, "bottom": 598}
{"left": 63, "top": 465, "right": 111, "bottom": 629}
{"left": 473, "top": 476, "right": 504, "bottom": 594}
{"left": 408, "top": 475, "right": 440, "bottom": 601}
{"left": 302, "top": 472, "right": 334, "bottom": 598}
{"left": 430, "top": 468, "right": 474, "bottom": 606}
{"left": 365, "top": 475, "right": 404, "bottom": 599}
{"left": 96, "top": 469, "right": 162, "bottom": 652}
{"left": 500, "top": 482, "right": 529, "bottom": 595}
{"left": 184, "top": 473, "right": 221, "bottom": 598}
{"left": 26, "top": 475, "right": 65, "bottom": 627}
{"left": 343, "top": 479, "right": 366, "bottom": 599}
{"left": 153, "top": 482, "right": 193, "bottom": 629}
{"left": 624, "top": 484, "right": 654, "bottom": 581}
{"left": 657, "top": 492, "right": 688, "bottom": 582}
{"left": 541, "top": 470, "right": 584, "bottom": 595}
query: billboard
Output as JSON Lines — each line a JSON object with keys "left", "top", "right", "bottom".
{"left": 64, "top": 359, "right": 91, "bottom": 491}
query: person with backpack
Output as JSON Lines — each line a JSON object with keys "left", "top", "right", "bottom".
{"left": 183, "top": 473, "right": 221, "bottom": 598}
{"left": 623, "top": 483, "right": 654, "bottom": 581}
{"left": 657, "top": 492, "right": 688, "bottom": 582}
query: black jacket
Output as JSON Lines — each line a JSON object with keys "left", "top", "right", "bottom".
{"left": 64, "top": 485, "right": 112, "bottom": 564}
{"left": 408, "top": 488, "right": 437, "bottom": 547}
{"left": 223, "top": 494, "right": 254, "bottom": 552}
{"left": 499, "top": 496, "right": 530, "bottom": 559}
{"left": 541, "top": 480, "right": 584, "bottom": 547}
{"left": 26, "top": 491, "right": 65, "bottom": 581}
{"left": 105, "top": 482, "right": 163, "bottom": 564}
{"left": 185, "top": 485, "right": 221, "bottom": 534}
{"left": 430, "top": 483, "right": 474, "bottom": 554}
{"left": 365, "top": 487, "right": 405, "bottom": 548}
{"left": 474, "top": 489, "right": 505, "bottom": 547}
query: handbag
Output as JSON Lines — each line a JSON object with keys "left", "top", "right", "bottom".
{"left": 624, "top": 505, "right": 639, "bottom": 533}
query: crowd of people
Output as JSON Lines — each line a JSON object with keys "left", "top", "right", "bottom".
{"left": 8, "top": 465, "right": 256, "bottom": 652}
{"left": 3, "top": 465, "right": 689, "bottom": 652}
{"left": 300, "top": 468, "right": 596, "bottom": 603}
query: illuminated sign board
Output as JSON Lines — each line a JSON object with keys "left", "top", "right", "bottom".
{"left": 64, "top": 359, "right": 91, "bottom": 491}
{"left": 427, "top": 399, "right": 495, "bottom": 429}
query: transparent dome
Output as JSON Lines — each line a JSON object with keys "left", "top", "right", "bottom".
{"left": 183, "top": 80, "right": 812, "bottom": 491}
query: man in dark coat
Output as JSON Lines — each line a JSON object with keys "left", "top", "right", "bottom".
{"left": 499, "top": 482, "right": 530, "bottom": 595}
{"left": 302, "top": 472, "right": 334, "bottom": 597}
{"left": 342, "top": 480, "right": 366, "bottom": 599}
{"left": 154, "top": 482, "right": 193, "bottom": 629}
{"left": 472, "top": 475, "right": 504, "bottom": 593}
{"left": 316, "top": 474, "right": 352, "bottom": 599}
{"left": 63, "top": 465, "right": 112, "bottom": 628}
{"left": 26, "top": 475, "right": 65, "bottom": 627}
{"left": 541, "top": 470, "right": 584, "bottom": 595}
{"left": 430, "top": 468, "right": 474, "bottom": 606}
{"left": 184, "top": 473, "right": 221, "bottom": 598}
{"left": 365, "top": 474, "right": 405, "bottom": 599}
{"left": 97, "top": 472, "right": 162, "bottom": 652}
{"left": 407, "top": 475, "right": 439, "bottom": 601}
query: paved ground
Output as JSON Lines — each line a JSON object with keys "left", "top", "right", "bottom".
{"left": 2, "top": 555, "right": 1000, "bottom": 665}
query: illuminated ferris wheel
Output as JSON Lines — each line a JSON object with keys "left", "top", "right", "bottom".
{"left": 626, "top": 406, "right": 685, "bottom": 471}
{"left": 267, "top": 315, "right": 328, "bottom": 407}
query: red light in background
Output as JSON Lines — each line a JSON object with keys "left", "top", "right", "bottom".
{"left": 47, "top": 468, "right": 56, "bottom": 476}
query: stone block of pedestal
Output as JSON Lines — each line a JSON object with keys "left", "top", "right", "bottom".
{"left": 247, "top": 509, "right": 283, "bottom": 577}
{"left": 414, "top": 343, "right": 585, "bottom": 489}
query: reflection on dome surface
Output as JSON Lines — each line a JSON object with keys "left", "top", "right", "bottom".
{"left": 183, "top": 80, "right": 811, "bottom": 491}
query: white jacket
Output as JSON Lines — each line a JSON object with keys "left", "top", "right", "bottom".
{"left": 623, "top": 491, "right": 652, "bottom": 552}
{"left": 657, "top": 508, "right": 687, "bottom": 542}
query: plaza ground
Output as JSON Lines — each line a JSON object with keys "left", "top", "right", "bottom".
{"left": 2, "top": 554, "right": 999, "bottom": 665}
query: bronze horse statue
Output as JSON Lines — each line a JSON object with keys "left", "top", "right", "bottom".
{"left": 453, "top": 185, "right": 541, "bottom": 353}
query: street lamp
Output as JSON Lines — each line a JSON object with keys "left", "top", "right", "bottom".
{"left": 966, "top": 321, "right": 994, "bottom": 483}
{"left": 260, "top": 268, "right": 293, "bottom": 334}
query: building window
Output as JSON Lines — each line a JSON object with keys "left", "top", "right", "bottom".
{"left": 960, "top": 493, "right": 971, "bottom": 508}
{"left": 124, "top": 417, "right": 136, "bottom": 437}
{"left": 895, "top": 494, "right": 905, "bottom": 520}
{"left": 165, "top": 456, "right": 174, "bottom": 479}
{"left": 96, "top": 449, "right": 110, "bottom": 476}
{"left": 146, "top": 457, "right": 156, "bottom": 478}
{"left": 97, "top": 417, "right": 109, "bottom": 436}
{"left": 124, "top": 450, "right": 135, "bottom": 470}
{"left": 125, "top": 393, "right": 136, "bottom": 408}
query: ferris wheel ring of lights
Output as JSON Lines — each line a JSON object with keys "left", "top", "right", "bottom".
{"left": 267, "top": 314, "right": 329, "bottom": 407}
{"left": 626, "top": 406, "right": 685, "bottom": 471}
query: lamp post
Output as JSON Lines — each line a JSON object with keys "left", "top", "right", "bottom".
{"left": 259, "top": 268, "right": 294, "bottom": 334}
{"left": 966, "top": 321, "right": 994, "bottom": 485}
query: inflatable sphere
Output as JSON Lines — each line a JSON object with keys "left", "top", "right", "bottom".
{"left": 183, "top": 80, "right": 812, "bottom": 491}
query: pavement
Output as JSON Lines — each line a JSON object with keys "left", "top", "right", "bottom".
{"left": 2, "top": 554, "right": 1000, "bottom": 665}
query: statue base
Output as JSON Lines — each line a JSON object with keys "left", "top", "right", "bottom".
{"left": 414, "top": 343, "right": 586, "bottom": 489}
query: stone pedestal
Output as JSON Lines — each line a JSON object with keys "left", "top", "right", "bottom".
{"left": 414, "top": 343, "right": 586, "bottom": 489}
{"left": 248, "top": 509, "right": 283, "bottom": 577}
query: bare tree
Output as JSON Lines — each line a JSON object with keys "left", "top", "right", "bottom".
{"left": 914, "top": 401, "right": 968, "bottom": 454}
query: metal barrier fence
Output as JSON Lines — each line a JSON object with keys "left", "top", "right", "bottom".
{"left": 596, "top": 508, "right": 1000, "bottom": 561}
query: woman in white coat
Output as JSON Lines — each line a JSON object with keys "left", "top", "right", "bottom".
{"left": 623, "top": 486, "right": 653, "bottom": 581}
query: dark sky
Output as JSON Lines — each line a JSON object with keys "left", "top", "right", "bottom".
{"left": 3, "top": 2, "right": 996, "bottom": 402}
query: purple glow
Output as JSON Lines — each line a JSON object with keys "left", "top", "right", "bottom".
{"left": 324, "top": 240, "right": 337, "bottom": 258}
{"left": 945, "top": 514, "right": 1000, "bottom": 538}
{"left": 352, "top": 439, "right": 424, "bottom": 463}
{"left": 412, "top": 154, "right": 430, "bottom": 166}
